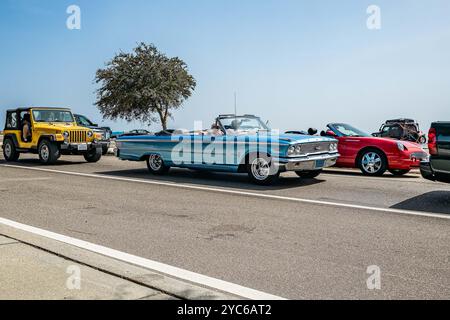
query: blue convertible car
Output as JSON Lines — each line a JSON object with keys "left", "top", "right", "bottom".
{"left": 116, "top": 114, "right": 339, "bottom": 185}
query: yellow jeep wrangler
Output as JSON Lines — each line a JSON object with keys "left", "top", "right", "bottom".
{"left": 2, "top": 107, "right": 103, "bottom": 164}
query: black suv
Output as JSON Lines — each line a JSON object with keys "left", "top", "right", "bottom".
{"left": 74, "top": 114, "right": 112, "bottom": 155}
{"left": 421, "top": 122, "right": 450, "bottom": 183}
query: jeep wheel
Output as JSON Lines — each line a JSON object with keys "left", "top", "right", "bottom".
{"left": 3, "top": 138, "right": 20, "bottom": 162}
{"left": 146, "top": 154, "right": 170, "bottom": 175}
{"left": 247, "top": 154, "right": 280, "bottom": 185}
{"left": 295, "top": 169, "right": 322, "bottom": 179}
{"left": 102, "top": 145, "right": 109, "bottom": 155}
{"left": 84, "top": 149, "right": 102, "bottom": 163}
{"left": 38, "top": 140, "right": 59, "bottom": 165}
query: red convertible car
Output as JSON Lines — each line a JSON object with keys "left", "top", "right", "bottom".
{"left": 322, "top": 123, "right": 428, "bottom": 176}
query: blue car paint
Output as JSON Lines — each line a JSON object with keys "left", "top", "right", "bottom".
{"left": 116, "top": 132, "right": 338, "bottom": 173}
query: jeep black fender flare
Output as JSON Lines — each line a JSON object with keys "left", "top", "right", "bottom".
{"left": 3, "top": 133, "right": 19, "bottom": 148}
{"left": 37, "top": 134, "right": 58, "bottom": 146}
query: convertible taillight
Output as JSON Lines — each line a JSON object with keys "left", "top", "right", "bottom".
{"left": 428, "top": 128, "right": 438, "bottom": 155}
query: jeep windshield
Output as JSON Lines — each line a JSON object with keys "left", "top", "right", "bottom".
{"left": 32, "top": 110, "right": 74, "bottom": 123}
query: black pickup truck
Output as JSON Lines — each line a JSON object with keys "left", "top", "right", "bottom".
{"left": 421, "top": 122, "right": 450, "bottom": 183}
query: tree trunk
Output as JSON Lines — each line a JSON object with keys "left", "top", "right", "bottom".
{"left": 157, "top": 108, "right": 167, "bottom": 130}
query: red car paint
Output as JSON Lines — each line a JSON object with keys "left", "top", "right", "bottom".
{"left": 325, "top": 123, "right": 428, "bottom": 172}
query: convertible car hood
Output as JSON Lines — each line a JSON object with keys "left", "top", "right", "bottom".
{"left": 277, "top": 134, "right": 336, "bottom": 144}
{"left": 350, "top": 136, "right": 423, "bottom": 149}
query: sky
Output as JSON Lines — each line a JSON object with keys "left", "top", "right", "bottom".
{"left": 0, "top": 0, "right": 449, "bottom": 133}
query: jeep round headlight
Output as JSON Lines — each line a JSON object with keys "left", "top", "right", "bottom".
{"left": 87, "top": 131, "right": 93, "bottom": 138}
{"left": 63, "top": 131, "right": 69, "bottom": 139}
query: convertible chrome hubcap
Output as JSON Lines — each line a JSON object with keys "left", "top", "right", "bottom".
{"left": 251, "top": 158, "right": 270, "bottom": 180}
{"left": 40, "top": 145, "right": 49, "bottom": 161}
{"left": 4, "top": 143, "right": 12, "bottom": 158}
{"left": 362, "top": 152, "right": 382, "bottom": 173}
{"left": 149, "top": 155, "right": 163, "bottom": 170}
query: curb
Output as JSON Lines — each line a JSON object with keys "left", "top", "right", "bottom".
{"left": 0, "top": 223, "right": 240, "bottom": 300}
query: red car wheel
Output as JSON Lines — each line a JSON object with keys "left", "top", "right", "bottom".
{"left": 357, "top": 149, "right": 387, "bottom": 176}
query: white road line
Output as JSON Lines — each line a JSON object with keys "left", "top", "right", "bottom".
{"left": 1, "top": 163, "right": 450, "bottom": 220}
{"left": 0, "top": 217, "right": 285, "bottom": 300}
{"left": 0, "top": 177, "right": 51, "bottom": 182}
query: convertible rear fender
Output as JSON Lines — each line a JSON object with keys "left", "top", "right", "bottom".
{"left": 139, "top": 152, "right": 164, "bottom": 162}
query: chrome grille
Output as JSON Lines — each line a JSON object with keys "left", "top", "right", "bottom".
{"left": 410, "top": 151, "right": 428, "bottom": 160}
{"left": 301, "top": 142, "right": 331, "bottom": 155}
{"left": 70, "top": 130, "right": 87, "bottom": 143}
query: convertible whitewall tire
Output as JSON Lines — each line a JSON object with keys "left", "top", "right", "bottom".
{"left": 146, "top": 154, "right": 170, "bottom": 175}
{"left": 246, "top": 154, "right": 280, "bottom": 185}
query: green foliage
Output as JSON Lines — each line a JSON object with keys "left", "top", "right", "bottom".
{"left": 95, "top": 43, "right": 196, "bottom": 130}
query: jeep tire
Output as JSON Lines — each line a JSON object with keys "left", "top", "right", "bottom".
{"left": 3, "top": 138, "right": 20, "bottom": 162}
{"left": 38, "top": 140, "right": 60, "bottom": 165}
{"left": 84, "top": 148, "right": 102, "bottom": 163}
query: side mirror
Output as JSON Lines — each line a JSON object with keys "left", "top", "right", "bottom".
{"left": 325, "top": 130, "right": 337, "bottom": 137}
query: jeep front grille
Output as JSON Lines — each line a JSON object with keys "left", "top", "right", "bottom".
{"left": 70, "top": 130, "right": 87, "bottom": 143}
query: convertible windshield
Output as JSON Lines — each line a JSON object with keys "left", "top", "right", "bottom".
{"left": 218, "top": 116, "right": 269, "bottom": 134}
{"left": 33, "top": 110, "right": 74, "bottom": 123}
{"left": 330, "top": 123, "right": 371, "bottom": 137}
{"left": 76, "top": 115, "right": 93, "bottom": 126}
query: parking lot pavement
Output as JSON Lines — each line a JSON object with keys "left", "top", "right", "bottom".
{"left": 1, "top": 154, "right": 449, "bottom": 299}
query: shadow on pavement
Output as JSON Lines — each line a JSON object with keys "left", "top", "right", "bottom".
{"left": 323, "top": 169, "right": 419, "bottom": 179}
{"left": 1, "top": 157, "right": 326, "bottom": 190}
{"left": 0, "top": 158, "right": 86, "bottom": 166}
{"left": 93, "top": 167, "right": 326, "bottom": 191}
{"left": 391, "top": 191, "right": 450, "bottom": 214}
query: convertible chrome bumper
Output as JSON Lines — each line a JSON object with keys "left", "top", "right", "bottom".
{"left": 276, "top": 153, "right": 339, "bottom": 172}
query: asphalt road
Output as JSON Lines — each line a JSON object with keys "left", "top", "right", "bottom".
{"left": 1, "top": 154, "right": 449, "bottom": 299}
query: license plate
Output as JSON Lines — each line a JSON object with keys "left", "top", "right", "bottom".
{"left": 77, "top": 144, "right": 88, "bottom": 151}
{"left": 315, "top": 159, "right": 325, "bottom": 168}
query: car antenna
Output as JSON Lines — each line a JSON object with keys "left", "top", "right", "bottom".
{"left": 234, "top": 92, "right": 237, "bottom": 116}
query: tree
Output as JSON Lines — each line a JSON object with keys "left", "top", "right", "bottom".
{"left": 95, "top": 43, "right": 196, "bottom": 130}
